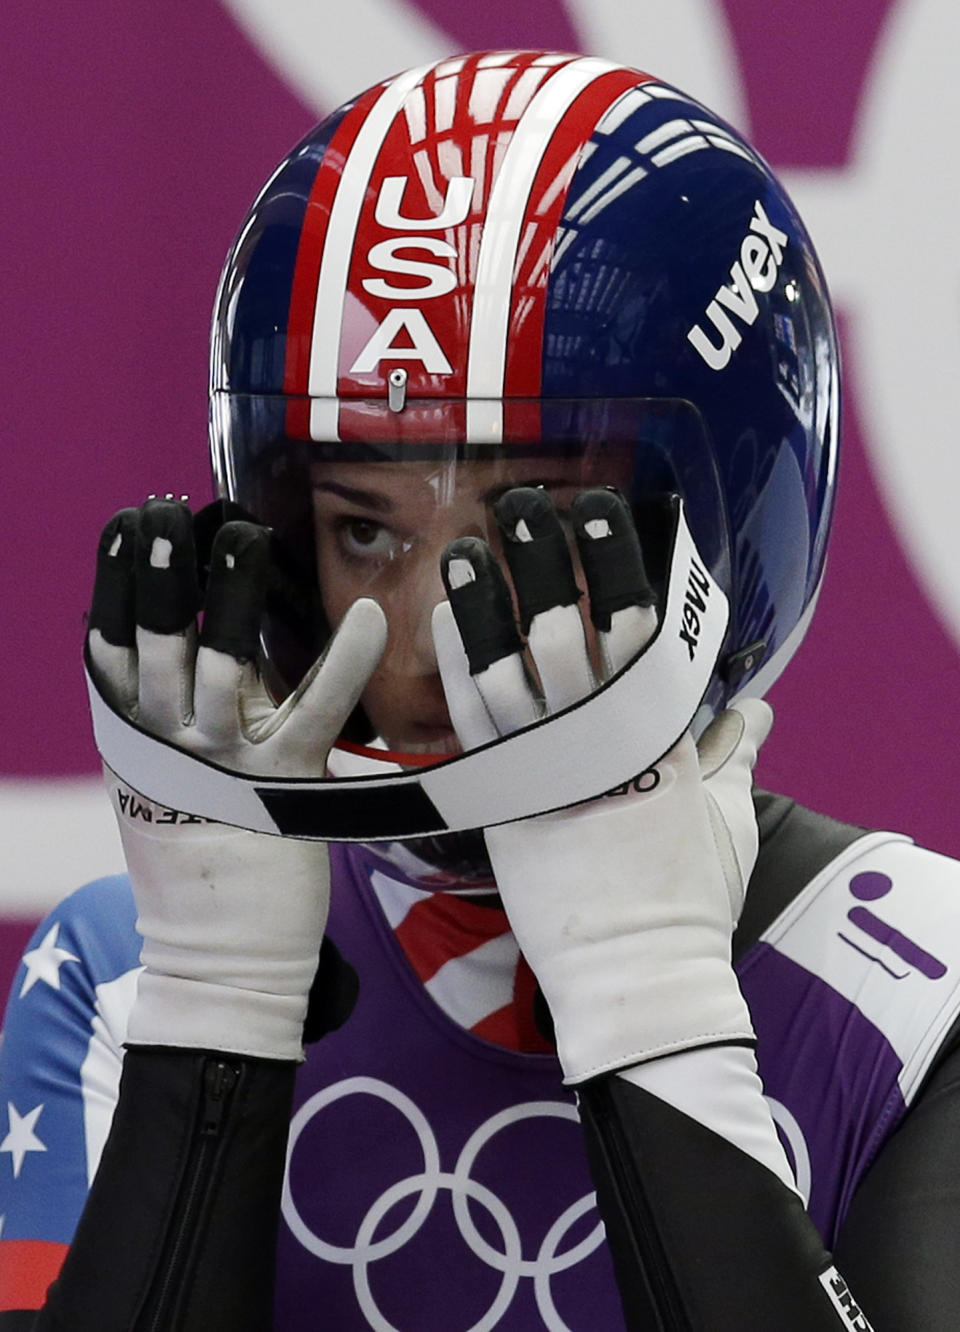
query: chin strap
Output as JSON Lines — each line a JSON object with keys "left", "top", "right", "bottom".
{"left": 86, "top": 499, "right": 728, "bottom": 842}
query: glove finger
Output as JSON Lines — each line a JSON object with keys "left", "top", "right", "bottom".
{"left": 493, "top": 487, "right": 580, "bottom": 634}
{"left": 697, "top": 698, "right": 774, "bottom": 780}
{"left": 135, "top": 498, "right": 202, "bottom": 634}
{"left": 494, "top": 488, "right": 594, "bottom": 713}
{"left": 192, "top": 497, "right": 256, "bottom": 596}
{"left": 88, "top": 508, "right": 139, "bottom": 714}
{"left": 266, "top": 597, "right": 388, "bottom": 769}
{"left": 135, "top": 498, "right": 201, "bottom": 735}
{"left": 440, "top": 536, "right": 523, "bottom": 675}
{"left": 90, "top": 507, "right": 138, "bottom": 647}
{"left": 699, "top": 700, "right": 774, "bottom": 906}
{"left": 440, "top": 537, "right": 538, "bottom": 736}
{"left": 200, "top": 520, "right": 270, "bottom": 660}
{"left": 739, "top": 696, "right": 775, "bottom": 751}
{"left": 571, "top": 489, "right": 659, "bottom": 676}
{"left": 194, "top": 522, "right": 272, "bottom": 744}
{"left": 431, "top": 600, "right": 500, "bottom": 748}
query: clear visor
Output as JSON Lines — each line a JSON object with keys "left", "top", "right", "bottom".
{"left": 210, "top": 394, "right": 731, "bottom": 760}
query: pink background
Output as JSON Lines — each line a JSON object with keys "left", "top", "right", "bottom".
{"left": 2, "top": 1, "right": 958, "bottom": 992}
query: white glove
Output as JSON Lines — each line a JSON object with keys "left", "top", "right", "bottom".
{"left": 433, "top": 486, "right": 770, "bottom": 1084}
{"left": 88, "top": 500, "right": 386, "bottom": 1060}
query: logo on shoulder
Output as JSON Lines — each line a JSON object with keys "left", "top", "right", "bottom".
{"left": 679, "top": 557, "right": 711, "bottom": 661}
{"left": 687, "top": 200, "right": 789, "bottom": 371}
{"left": 838, "top": 869, "right": 947, "bottom": 982}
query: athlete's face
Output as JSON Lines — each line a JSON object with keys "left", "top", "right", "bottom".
{"left": 311, "top": 453, "right": 630, "bottom": 753}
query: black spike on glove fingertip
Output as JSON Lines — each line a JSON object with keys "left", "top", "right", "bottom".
{"left": 492, "top": 487, "right": 581, "bottom": 634}
{"left": 89, "top": 507, "right": 139, "bottom": 647}
{"left": 199, "top": 521, "right": 272, "bottom": 663}
{"left": 441, "top": 536, "right": 523, "bottom": 676}
{"left": 571, "top": 488, "right": 657, "bottom": 632}
{"left": 134, "top": 498, "right": 202, "bottom": 636}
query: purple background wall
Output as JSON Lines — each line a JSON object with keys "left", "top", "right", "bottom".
{"left": 3, "top": 1, "right": 959, "bottom": 996}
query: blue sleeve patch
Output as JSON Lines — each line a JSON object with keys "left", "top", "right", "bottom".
{"left": 0, "top": 876, "right": 142, "bottom": 1244}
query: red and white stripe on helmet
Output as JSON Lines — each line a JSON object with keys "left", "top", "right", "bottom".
{"left": 281, "top": 51, "right": 651, "bottom": 442}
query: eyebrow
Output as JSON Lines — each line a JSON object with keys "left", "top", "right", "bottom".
{"left": 312, "top": 474, "right": 580, "bottom": 513}
{"left": 312, "top": 481, "right": 394, "bottom": 513}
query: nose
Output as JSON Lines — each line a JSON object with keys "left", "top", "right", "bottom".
{"left": 391, "top": 552, "right": 450, "bottom": 676}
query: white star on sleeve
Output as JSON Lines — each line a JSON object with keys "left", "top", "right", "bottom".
{"left": 19, "top": 923, "right": 80, "bottom": 998}
{"left": 1, "top": 1103, "right": 47, "bottom": 1179}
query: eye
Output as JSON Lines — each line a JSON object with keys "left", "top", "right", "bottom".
{"left": 337, "top": 517, "right": 402, "bottom": 561}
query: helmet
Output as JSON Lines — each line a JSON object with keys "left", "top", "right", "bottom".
{"left": 209, "top": 50, "right": 838, "bottom": 793}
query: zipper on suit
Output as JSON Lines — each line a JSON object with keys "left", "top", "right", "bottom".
{"left": 580, "top": 1085, "right": 692, "bottom": 1332}
{"left": 141, "top": 1056, "right": 241, "bottom": 1332}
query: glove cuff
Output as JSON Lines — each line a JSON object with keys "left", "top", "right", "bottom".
{"left": 128, "top": 971, "right": 309, "bottom": 1062}
{"left": 554, "top": 958, "right": 754, "bottom": 1084}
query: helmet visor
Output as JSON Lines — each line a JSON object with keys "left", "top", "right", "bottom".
{"left": 210, "top": 393, "right": 730, "bottom": 761}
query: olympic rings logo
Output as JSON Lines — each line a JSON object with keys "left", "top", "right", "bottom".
{"left": 281, "top": 1076, "right": 607, "bottom": 1331}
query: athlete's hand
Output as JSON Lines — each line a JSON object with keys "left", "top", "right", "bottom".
{"left": 432, "top": 487, "right": 770, "bottom": 1083}
{"left": 86, "top": 498, "right": 386, "bottom": 1060}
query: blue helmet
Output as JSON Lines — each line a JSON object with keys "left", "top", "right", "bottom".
{"left": 210, "top": 50, "right": 838, "bottom": 764}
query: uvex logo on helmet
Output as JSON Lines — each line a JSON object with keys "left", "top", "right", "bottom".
{"left": 687, "top": 201, "right": 789, "bottom": 371}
